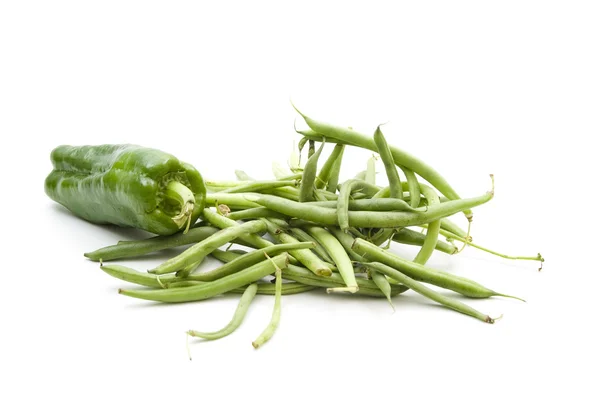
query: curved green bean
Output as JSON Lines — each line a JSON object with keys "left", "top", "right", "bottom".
{"left": 299, "top": 140, "right": 325, "bottom": 202}
{"left": 84, "top": 226, "right": 219, "bottom": 262}
{"left": 374, "top": 125, "right": 403, "bottom": 199}
{"left": 245, "top": 190, "right": 493, "bottom": 229}
{"left": 149, "top": 219, "right": 266, "bottom": 276}
{"left": 366, "top": 262, "right": 497, "bottom": 323}
{"left": 281, "top": 264, "right": 408, "bottom": 297}
{"left": 366, "top": 155, "right": 377, "bottom": 185}
{"left": 337, "top": 179, "right": 385, "bottom": 231}
{"left": 227, "top": 207, "right": 285, "bottom": 221}
{"left": 352, "top": 238, "right": 523, "bottom": 300}
{"left": 288, "top": 227, "right": 334, "bottom": 264}
{"left": 187, "top": 242, "right": 315, "bottom": 282}
{"left": 316, "top": 143, "right": 345, "bottom": 189}
{"left": 252, "top": 257, "right": 283, "bottom": 349}
{"left": 391, "top": 228, "right": 457, "bottom": 255}
{"left": 187, "top": 283, "right": 258, "bottom": 340}
{"left": 211, "top": 249, "right": 247, "bottom": 263}
{"left": 400, "top": 166, "right": 421, "bottom": 208}
{"left": 263, "top": 219, "right": 333, "bottom": 276}
{"left": 413, "top": 184, "right": 441, "bottom": 265}
{"left": 101, "top": 264, "right": 179, "bottom": 288}
{"left": 119, "top": 253, "right": 288, "bottom": 303}
{"left": 305, "top": 226, "right": 358, "bottom": 293}
{"left": 221, "top": 180, "right": 299, "bottom": 194}
{"left": 327, "top": 146, "right": 345, "bottom": 192}
{"left": 369, "top": 267, "right": 394, "bottom": 310}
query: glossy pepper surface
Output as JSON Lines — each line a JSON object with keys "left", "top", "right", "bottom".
{"left": 45, "top": 144, "right": 206, "bottom": 235}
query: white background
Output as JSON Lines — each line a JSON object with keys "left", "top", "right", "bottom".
{"left": 1, "top": 1, "right": 599, "bottom": 399}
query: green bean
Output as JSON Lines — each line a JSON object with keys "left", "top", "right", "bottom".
{"left": 352, "top": 239, "right": 523, "bottom": 300}
{"left": 187, "top": 284, "right": 258, "bottom": 341}
{"left": 327, "top": 146, "right": 345, "bottom": 193}
{"left": 413, "top": 184, "right": 441, "bottom": 265}
{"left": 169, "top": 281, "right": 318, "bottom": 295}
{"left": 308, "top": 139, "right": 315, "bottom": 158}
{"left": 277, "top": 172, "right": 303, "bottom": 181}
{"left": 391, "top": 228, "right": 457, "bottom": 255}
{"left": 368, "top": 228, "right": 397, "bottom": 247}
{"left": 440, "top": 219, "right": 471, "bottom": 241}
{"left": 245, "top": 190, "right": 492, "bottom": 229}
{"left": 288, "top": 227, "right": 334, "bottom": 264}
{"left": 436, "top": 228, "right": 544, "bottom": 263}
{"left": 149, "top": 220, "right": 267, "bottom": 276}
{"left": 206, "top": 192, "right": 261, "bottom": 208}
{"left": 211, "top": 249, "right": 247, "bottom": 263}
{"left": 227, "top": 207, "right": 286, "bottom": 221}
{"left": 201, "top": 208, "right": 274, "bottom": 250}
{"left": 235, "top": 170, "right": 255, "bottom": 181}
{"left": 264, "top": 187, "right": 300, "bottom": 201}
{"left": 337, "top": 179, "right": 384, "bottom": 231}
{"left": 366, "top": 155, "right": 377, "bottom": 185}
{"left": 119, "top": 253, "right": 288, "bottom": 303}
{"left": 374, "top": 125, "right": 403, "bottom": 199}
{"left": 221, "top": 180, "right": 299, "bottom": 194}
{"left": 399, "top": 166, "right": 421, "bottom": 208}
{"left": 305, "top": 226, "right": 358, "bottom": 293}
{"left": 242, "top": 282, "right": 317, "bottom": 295}
{"left": 100, "top": 265, "right": 179, "bottom": 288}
{"left": 292, "top": 107, "right": 473, "bottom": 220}
{"left": 369, "top": 267, "right": 394, "bottom": 310}
{"left": 264, "top": 219, "right": 333, "bottom": 276}
{"left": 84, "top": 226, "right": 219, "bottom": 262}
{"left": 316, "top": 143, "right": 345, "bottom": 190}
{"left": 299, "top": 140, "right": 325, "bottom": 202}
{"left": 366, "top": 262, "right": 497, "bottom": 323}
{"left": 328, "top": 227, "right": 367, "bottom": 262}
{"left": 311, "top": 198, "right": 421, "bottom": 212}
{"left": 252, "top": 256, "right": 283, "bottom": 349}
{"left": 281, "top": 264, "right": 408, "bottom": 297}
{"left": 187, "top": 242, "right": 315, "bottom": 282}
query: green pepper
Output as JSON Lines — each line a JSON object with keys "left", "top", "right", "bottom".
{"left": 44, "top": 144, "right": 206, "bottom": 235}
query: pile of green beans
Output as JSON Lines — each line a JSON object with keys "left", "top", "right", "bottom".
{"left": 88, "top": 108, "right": 543, "bottom": 351}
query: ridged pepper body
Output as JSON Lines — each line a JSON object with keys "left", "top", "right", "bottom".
{"left": 45, "top": 144, "right": 206, "bottom": 235}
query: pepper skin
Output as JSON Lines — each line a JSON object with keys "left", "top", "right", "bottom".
{"left": 45, "top": 144, "right": 206, "bottom": 235}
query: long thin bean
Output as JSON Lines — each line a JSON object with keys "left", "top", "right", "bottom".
{"left": 187, "top": 283, "right": 258, "bottom": 340}
{"left": 366, "top": 155, "right": 377, "bottom": 185}
{"left": 400, "top": 166, "right": 421, "bottom": 208}
{"left": 252, "top": 256, "right": 283, "bottom": 349}
{"left": 227, "top": 207, "right": 285, "bottom": 221}
{"left": 316, "top": 143, "right": 345, "bottom": 189}
{"left": 281, "top": 264, "right": 408, "bottom": 297}
{"left": 305, "top": 226, "right": 358, "bottom": 293}
{"left": 245, "top": 190, "right": 493, "bottom": 229}
{"left": 187, "top": 242, "right": 315, "bottom": 282}
{"left": 338, "top": 179, "right": 387, "bottom": 231}
{"left": 413, "top": 184, "right": 442, "bottom": 265}
{"left": 352, "top": 238, "right": 523, "bottom": 300}
{"left": 327, "top": 146, "right": 345, "bottom": 193}
{"left": 374, "top": 125, "right": 403, "bottom": 199}
{"left": 84, "top": 226, "right": 219, "bottom": 262}
{"left": 437, "top": 228, "right": 544, "bottom": 263}
{"left": 299, "top": 140, "right": 325, "bottom": 202}
{"left": 119, "top": 253, "right": 288, "bottom": 303}
{"left": 211, "top": 249, "right": 247, "bottom": 263}
{"left": 391, "top": 228, "right": 457, "bottom": 255}
{"left": 366, "top": 262, "right": 497, "bottom": 323}
{"left": 263, "top": 219, "right": 333, "bottom": 277}
{"left": 288, "top": 227, "right": 334, "bottom": 264}
{"left": 369, "top": 267, "right": 394, "bottom": 310}
{"left": 101, "top": 265, "right": 179, "bottom": 288}
{"left": 149, "top": 220, "right": 266, "bottom": 276}
{"left": 221, "top": 180, "right": 299, "bottom": 194}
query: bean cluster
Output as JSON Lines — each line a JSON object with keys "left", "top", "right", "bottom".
{"left": 88, "top": 108, "right": 543, "bottom": 350}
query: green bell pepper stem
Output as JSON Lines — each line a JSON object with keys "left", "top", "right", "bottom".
{"left": 165, "top": 181, "right": 196, "bottom": 233}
